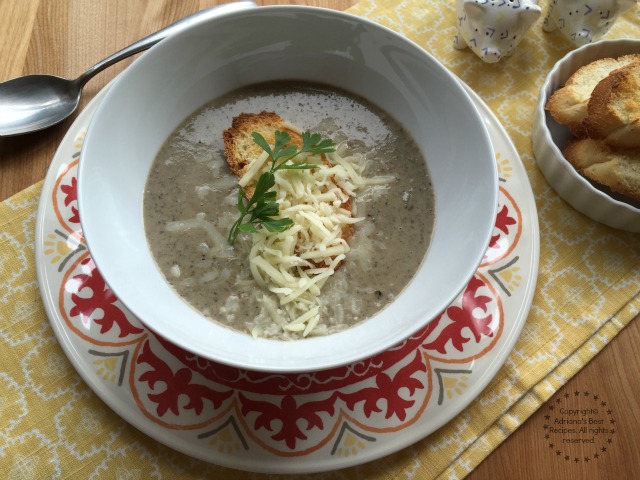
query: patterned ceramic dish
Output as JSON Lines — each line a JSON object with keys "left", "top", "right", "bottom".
{"left": 532, "top": 39, "right": 640, "bottom": 233}
{"left": 78, "top": 6, "right": 498, "bottom": 372}
{"left": 36, "top": 80, "right": 538, "bottom": 474}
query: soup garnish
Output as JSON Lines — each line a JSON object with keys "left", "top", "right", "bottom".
{"left": 227, "top": 128, "right": 336, "bottom": 244}
{"left": 223, "top": 112, "right": 388, "bottom": 335}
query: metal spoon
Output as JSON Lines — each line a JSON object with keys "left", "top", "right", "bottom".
{"left": 0, "top": 1, "right": 256, "bottom": 137}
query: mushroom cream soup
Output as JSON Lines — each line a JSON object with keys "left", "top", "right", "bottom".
{"left": 143, "top": 82, "right": 435, "bottom": 340}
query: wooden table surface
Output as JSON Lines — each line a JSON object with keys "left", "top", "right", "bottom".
{"left": 1, "top": 1, "right": 638, "bottom": 478}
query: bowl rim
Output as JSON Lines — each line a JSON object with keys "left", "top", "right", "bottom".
{"left": 78, "top": 5, "right": 498, "bottom": 373}
{"left": 535, "top": 38, "right": 640, "bottom": 217}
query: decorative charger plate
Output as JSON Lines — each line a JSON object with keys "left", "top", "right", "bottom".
{"left": 35, "top": 81, "right": 539, "bottom": 474}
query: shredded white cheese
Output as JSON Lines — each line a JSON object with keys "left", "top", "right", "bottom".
{"left": 243, "top": 134, "right": 394, "bottom": 337}
{"left": 166, "top": 213, "right": 233, "bottom": 258}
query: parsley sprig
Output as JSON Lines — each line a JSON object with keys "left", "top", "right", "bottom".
{"left": 227, "top": 130, "right": 335, "bottom": 244}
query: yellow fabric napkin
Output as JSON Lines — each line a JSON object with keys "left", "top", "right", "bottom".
{"left": 1, "top": 1, "right": 639, "bottom": 478}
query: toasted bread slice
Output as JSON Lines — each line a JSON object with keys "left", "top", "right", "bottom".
{"left": 223, "top": 111, "right": 303, "bottom": 198}
{"left": 583, "top": 61, "right": 640, "bottom": 149}
{"left": 545, "top": 54, "right": 640, "bottom": 137}
{"left": 563, "top": 138, "right": 640, "bottom": 203}
{"left": 222, "top": 111, "right": 349, "bottom": 201}
{"left": 223, "top": 112, "right": 353, "bottom": 264}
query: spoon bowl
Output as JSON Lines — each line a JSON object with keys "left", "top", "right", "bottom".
{"left": 0, "top": 75, "right": 81, "bottom": 135}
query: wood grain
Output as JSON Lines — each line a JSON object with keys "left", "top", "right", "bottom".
{"left": 1, "top": 1, "right": 638, "bottom": 478}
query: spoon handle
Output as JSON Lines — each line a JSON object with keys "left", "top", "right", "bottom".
{"left": 75, "top": 1, "right": 257, "bottom": 87}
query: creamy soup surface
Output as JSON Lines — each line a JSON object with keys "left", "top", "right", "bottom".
{"left": 144, "top": 81, "right": 435, "bottom": 340}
